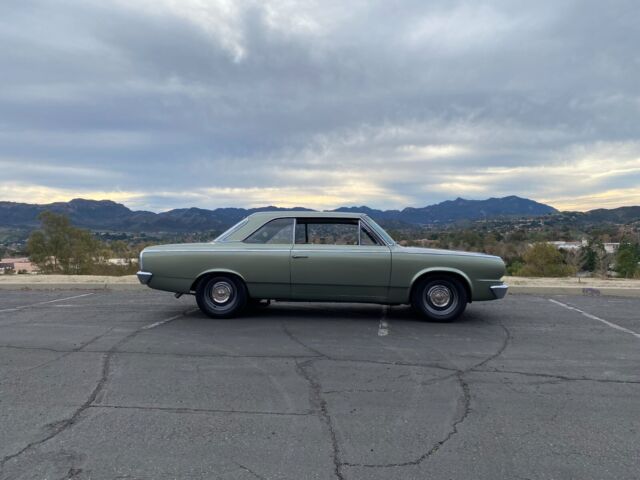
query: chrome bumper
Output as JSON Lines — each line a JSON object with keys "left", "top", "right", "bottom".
{"left": 490, "top": 284, "right": 509, "bottom": 299}
{"left": 136, "top": 271, "right": 153, "bottom": 285}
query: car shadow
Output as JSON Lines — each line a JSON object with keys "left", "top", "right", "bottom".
{"left": 187, "top": 301, "right": 488, "bottom": 326}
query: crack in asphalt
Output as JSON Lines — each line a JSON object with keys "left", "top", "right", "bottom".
{"left": 0, "top": 308, "right": 194, "bottom": 474}
{"left": 0, "top": 327, "right": 117, "bottom": 383}
{"left": 322, "top": 315, "right": 512, "bottom": 471}
{"left": 475, "top": 368, "right": 640, "bottom": 385}
{"left": 281, "top": 323, "right": 345, "bottom": 479}
{"left": 89, "top": 404, "right": 312, "bottom": 417}
{"left": 235, "top": 462, "right": 267, "bottom": 480}
{"left": 295, "top": 359, "right": 345, "bottom": 480}
{"left": 471, "top": 317, "right": 512, "bottom": 370}
{"left": 280, "top": 319, "right": 487, "bottom": 476}
{"left": 62, "top": 467, "right": 83, "bottom": 480}
{"left": 281, "top": 322, "right": 327, "bottom": 358}
{"left": 342, "top": 371, "right": 472, "bottom": 469}
{"left": 0, "top": 344, "right": 460, "bottom": 372}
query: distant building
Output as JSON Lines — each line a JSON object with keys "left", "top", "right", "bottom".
{"left": 547, "top": 240, "right": 619, "bottom": 254}
{"left": 107, "top": 258, "right": 138, "bottom": 266}
{"left": 603, "top": 243, "right": 620, "bottom": 254}
{"left": 0, "top": 257, "right": 39, "bottom": 274}
{"left": 547, "top": 240, "right": 587, "bottom": 251}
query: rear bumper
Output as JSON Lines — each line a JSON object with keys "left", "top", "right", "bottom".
{"left": 136, "top": 271, "right": 153, "bottom": 285}
{"left": 490, "top": 284, "right": 509, "bottom": 299}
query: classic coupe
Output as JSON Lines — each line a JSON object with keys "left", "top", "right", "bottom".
{"left": 137, "top": 211, "right": 508, "bottom": 321}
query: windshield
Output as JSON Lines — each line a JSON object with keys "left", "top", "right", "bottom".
{"left": 364, "top": 216, "right": 395, "bottom": 245}
{"left": 213, "top": 217, "right": 249, "bottom": 242}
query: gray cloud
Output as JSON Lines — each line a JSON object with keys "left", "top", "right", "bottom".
{"left": 1, "top": 0, "right": 639, "bottom": 211}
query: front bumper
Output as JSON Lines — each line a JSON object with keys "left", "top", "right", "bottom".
{"left": 136, "top": 271, "right": 153, "bottom": 285}
{"left": 490, "top": 284, "right": 509, "bottom": 299}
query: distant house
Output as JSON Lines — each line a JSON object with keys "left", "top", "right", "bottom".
{"left": 547, "top": 240, "right": 585, "bottom": 251}
{"left": 0, "top": 258, "right": 39, "bottom": 274}
{"left": 547, "top": 240, "right": 619, "bottom": 254}
{"left": 107, "top": 258, "right": 138, "bottom": 266}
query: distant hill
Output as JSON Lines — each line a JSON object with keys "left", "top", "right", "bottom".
{"left": 0, "top": 196, "right": 560, "bottom": 233}
{"left": 579, "top": 206, "right": 640, "bottom": 224}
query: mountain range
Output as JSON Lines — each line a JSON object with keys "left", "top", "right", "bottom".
{"left": 4, "top": 196, "right": 638, "bottom": 233}
{"left": 1, "top": 196, "right": 561, "bottom": 232}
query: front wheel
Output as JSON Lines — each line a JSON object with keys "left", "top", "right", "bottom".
{"left": 196, "top": 275, "right": 247, "bottom": 318}
{"left": 411, "top": 276, "right": 468, "bottom": 322}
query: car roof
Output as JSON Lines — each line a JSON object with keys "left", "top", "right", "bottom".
{"left": 248, "top": 211, "right": 366, "bottom": 220}
{"left": 216, "top": 210, "right": 379, "bottom": 242}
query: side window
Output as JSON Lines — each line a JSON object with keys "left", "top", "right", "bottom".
{"left": 360, "top": 225, "right": 380, "bottom": 246}
{"left": 244, "top": 218, "right": 294, "bottom": 244}
{"left": 295, "top": 220, "right": 359, "bottom": 245}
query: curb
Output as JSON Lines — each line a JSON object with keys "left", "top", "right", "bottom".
{"left": 508, "top": 285, "right": 640, "bottom": 298}
{"left": 0, "top": 283, "right": 146, "bottom": 291}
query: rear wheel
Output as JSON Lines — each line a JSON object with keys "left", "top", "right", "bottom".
{"left": 411, "top": 276, "right": 467, "bottom": 322}
{"left": 196, "top": 275, "right": 247, "bottom": 318}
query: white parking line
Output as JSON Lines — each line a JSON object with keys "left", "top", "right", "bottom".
{"left": 0, "top": 293, "right": 94, "bottom": 313}
{"left": 549, "top": 298, "right": 640, "bottom": 339}
{"left": 140, "top": 309, "right": 197, "bottom": 330}
{"left": 378, "top": 306, "right": 389, "bottom": 336}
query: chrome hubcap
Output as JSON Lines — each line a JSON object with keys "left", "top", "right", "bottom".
{"left": 427, "top": 285, "right": 451, "bottom": 307}
{"left": 211, "top": 281, "right": 233, "bottom": 304}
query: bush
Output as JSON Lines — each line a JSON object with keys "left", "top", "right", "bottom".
{"left": 615, "top": 242, "right": 640, "bottom": 278}
{"left": 515, "top": 243, "right": 573, "bottom": 277}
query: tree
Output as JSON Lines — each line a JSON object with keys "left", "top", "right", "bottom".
{"left": 27, "top": 211, "right": 100, "bottom": 274}
{"left": 615, "top": 241, "right": 640, "bottom": 278}
{"left": 593, "top": 241, "right": 611, "bottom": 278}
{"left": 581, "top": 239, "right": 598, "bottom": 272}
{"left": 516, "top": 243, "right": 572, "bottom": 277}
{"left": 565, "top": 247, "right": 585, "bottom": 281}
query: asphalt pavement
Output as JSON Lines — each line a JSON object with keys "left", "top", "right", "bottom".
{"left": 0, "top": 290, "right": 638, "bottom": 480}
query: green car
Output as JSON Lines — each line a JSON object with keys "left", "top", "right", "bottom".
{"left": 137, "top": 211, "right": 507, "bottom": 321}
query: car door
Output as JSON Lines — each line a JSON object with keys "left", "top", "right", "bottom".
{"left": 239, "top": 217, "right": 294, "bottom": 299}
{"left": 290, "top": 218, "right": 391, "bottom": 301}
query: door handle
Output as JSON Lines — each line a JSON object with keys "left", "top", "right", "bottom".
{"left": 292, "top": 254, "right": 309, "bottom": 259}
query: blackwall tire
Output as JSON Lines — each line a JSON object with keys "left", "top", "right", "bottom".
{"left": 411, "top": 276, "right": 468, "bottom": 322}
{"left": 196, "top": 275, "right": 247, "bottom": 319}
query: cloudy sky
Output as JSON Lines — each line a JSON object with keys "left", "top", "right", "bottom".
{"left": 1, "top": 0, "right": 639, "bottom": 212}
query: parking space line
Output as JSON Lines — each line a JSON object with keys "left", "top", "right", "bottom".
{"left": 141, "top": 308, "right": 198, "bottom": 330}
{"left": 378, "top": 306, "right": 389, "bottom": 336}
{"left": 0, "top": 293, "right": 95, "bottom": 313}
{"left": 549, "top": 298, "right": 640, "bottom": 339}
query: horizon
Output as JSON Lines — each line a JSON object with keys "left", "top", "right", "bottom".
{"left": 3, "top": 194, "right": 638, "bottom": 215}
{"left": 1, "top": 2, "right": 639, "bottom": 212}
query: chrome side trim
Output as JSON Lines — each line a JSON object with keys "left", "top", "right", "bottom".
{"left": 398, "top": 250, "right": 501, "bottom": 260}
{"left": 293, "top": 217, "right": 297, "bottom": 245}
{"left": 144, "top": 248, "right": 389, "bottom": 254}
{"left": 291, "top": 248, "right": 389, "bottom": 254}
{"left": 490, "top": 284, "right": 509, "bottom": 299}
{"left": 137, "top": 271, "right": 153, "bottom": 285}
{"left": 144, "top": 249, "right": 293, "bottom": 253}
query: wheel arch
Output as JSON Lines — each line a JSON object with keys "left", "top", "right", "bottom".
{"left": 409, "top": 268, "right": 473, "bottom": 303}
{"left": 190, "top": 269, "right": 247, "bottom": 293}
